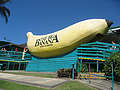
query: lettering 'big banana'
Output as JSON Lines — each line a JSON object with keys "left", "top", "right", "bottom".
{"left": 27, "top": 19, "right": 113, "bottom": 58}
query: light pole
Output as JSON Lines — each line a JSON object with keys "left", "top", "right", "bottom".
{"left": 111, "top": 62, "right": 114, "bottom": 90}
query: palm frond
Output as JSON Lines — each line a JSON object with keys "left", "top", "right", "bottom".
{"left": 0, "top": 6, "right": 10, "bottom": 23}
{"left": 0, "top": 0, "right": 10, "bottom": 4}
{"left": 2, "top": 6, "right": 10, "bottom": 16}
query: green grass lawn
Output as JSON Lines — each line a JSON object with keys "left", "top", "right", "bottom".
{"left": 3, "top": 71, "right": 56, "bottom": 78}
{"left": 0, "top": 80, "right": 97, "bottom": 90}
{"left": 0, "top": 80, "right": 46, "bottom": 90}
{"left": 51, "top": 81, "right": 97, "bottom": 90}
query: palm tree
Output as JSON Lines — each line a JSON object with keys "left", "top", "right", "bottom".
{"left": 0, "top": 0, "right": 10, "bottom": 23}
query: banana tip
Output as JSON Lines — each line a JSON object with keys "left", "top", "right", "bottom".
{"left": 27, "top": 32, "right": 33, "bottom": 38}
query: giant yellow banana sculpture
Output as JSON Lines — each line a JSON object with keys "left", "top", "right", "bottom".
{"left": 27, "top": 19, "right": 112, "bottom": 58}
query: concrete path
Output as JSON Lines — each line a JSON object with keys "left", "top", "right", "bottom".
{"left": 1, "top": 72, "right": 120, "bottom": 90}
{"left": 77, "top": 79, "right": 120, "bottom": 90}
{"left": 0, "top": 73, "right": 68, "bottom": 88}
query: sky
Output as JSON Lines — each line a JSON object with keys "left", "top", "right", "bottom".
{"left": 0, "top": 0, "right": 120, "bottom": 44}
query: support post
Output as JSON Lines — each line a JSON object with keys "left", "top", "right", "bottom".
{"left": 75, "top": 60, "right": 78, "bottom": 73}
{"left": 25, "top": 62, "right": 28, "bottom": 72}
{"left": 7, "top": 62, "right": 10, "bottom": 70}
{"left": 23, "top": 62, "right": 25, "bottom": 71}
{"left": 72, "top": 64, "right": 75, "bottom": 80}
{"left": 12, "top": 62, "right": 14, "bottom": 70}
{"left": 78, "top": 60, "right": 80, "bottom": 73}
{"left": 80, "top": 59, "right": 82, "bottom": 71}
{"left": 25, "top": 62, "right": 26, "bottom": 71}
{"left": 18, "top": 62, "right": 21, "bottom": 71}
{"left": 74, "top": 62, "right": 77, "bottom": 70}
{"left": 112, "top": 62, "right": 114, "bottom": 90}
{"left": 97, "top": 60, "right": 99, "bottom": 72}
{"left": 89, "top": 63, "right": 91, "bottom": 84}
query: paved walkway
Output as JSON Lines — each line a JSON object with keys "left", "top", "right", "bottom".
{"left": 0, "top": 72, "right": 120, "bottom": 90}
{"left": 77, "top": 79, "right": 120, "bottom": 90}
{"left": 0, "top": 73, "right": 68, "bottom": 88}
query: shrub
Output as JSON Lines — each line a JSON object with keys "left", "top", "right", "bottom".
{"left": 103, "top": 52, "right": 120, "bottom": 82}
{"left": 57, "top": 68, "right": 77, "bottom": 78}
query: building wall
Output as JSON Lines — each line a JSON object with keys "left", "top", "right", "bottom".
{"left": 26, "top": 49, "right": 78, "bottom": 72}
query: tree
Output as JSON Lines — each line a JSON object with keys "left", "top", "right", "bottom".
{"left": 0, "top": 0, "right": 10, "bottom": 23}
{"left": 103, "top": 52, "right": 120, "bottom": 82}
